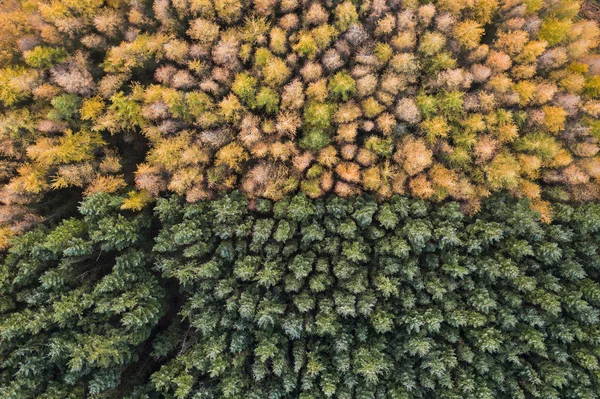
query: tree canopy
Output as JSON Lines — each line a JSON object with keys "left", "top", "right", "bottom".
{"left": 1, "top": 0, "right": 600, "bottom": 397}
{"left": 2, "top": 192, "right": 600, "bottom": 398}
{"left": 1, "top": 0, "right": 600, "bottom": 246}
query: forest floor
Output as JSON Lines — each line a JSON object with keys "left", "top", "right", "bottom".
{"left": 582, "top": 0, "right": 600, "bottom": 23}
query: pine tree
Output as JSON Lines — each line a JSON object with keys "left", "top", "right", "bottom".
{"left": 0, "top": 194, "right": 165, "bottom": 398}
{"left": 139, "top": 192, "right": 600, "bottom": 398}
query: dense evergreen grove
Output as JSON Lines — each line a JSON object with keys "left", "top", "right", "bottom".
{"left": 1, "top": 192, "right": 600, "bottom": 398}
{"left": 0, "top": 194, "right": 165, "bottom": 398}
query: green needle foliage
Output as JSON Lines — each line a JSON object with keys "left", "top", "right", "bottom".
{"left": 5, "top": 192, "right": 600, "bottom": 398}
{"left": 0, "top": 194, "right": 165, "bottom": 398}
{"left": 145, "top": 192, "right": 600, "bottom": 399}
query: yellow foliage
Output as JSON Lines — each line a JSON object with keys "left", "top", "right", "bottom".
{"left": 169, "top": 168, "right": 203, "bottom": 194}
{"left": 485, "top": 152, "right": 521, "bottom": 190}
{"left": 0, "top": 0, "right": 32, "bottom": 64}
{"left": 318, "top": 146, "right": 339, "bottom": 168}
{"left": 542, "top": 106, "right": 568, "bottom": 133}
{"left": 301, "top": 179, "right": 322, "bottom": 198}
{"left": 496, "top": 30, "right": 529, "bottom": 55}
{"left": 81, "top": 97, "right": 106, "bottom": 121}
{"left": 430, "top": 163, "right": 458, "bottom": 191}
{"left": 516, "top": 180, "right": 541, "bottom": 200}
{"left": 147, "top": 134, "right": 190, "bottom": 170}
{"left": 27, "top": 130, "right": 105, "bottom": 167}
{"left": 306, "top": 79, "right": 328, "bottom": 102}
{"left": 99, "top": 153, "right": 122, "bottom": 174}
{"left": 395, "top": 137, "right": 433, "bottom": 176}
{"left": 530, "top": 199, "right": 553, "bottom": 224}
{"left": 335, "top": 162, "right": 361, "bottom": 183}
{"left": 219, "top": 94, "right": 243, "bottom": 122}
{"left": 0, "top": 67, "right": 31, "bottom": 106}
{"left": 461, "top": 114, "right": 486, "bottom": 133}
{"left": 518, "top": 154, "right": 542, "bottom": 179}
{"left": 0, "top": 227, "right": 15, "bottom": 251}
{"left": 270, "top": 27, "right": 287, "bottom": 54}
{"left": 11, "top": 165, "right": 50, "bottom": 194}
{"left": 495, "top": 123, "right": 519, "bottom": 143}
{"left": 362, "top": 166, "right": 382, "bottom": 191}
{"left": 263, "top": 57, "right": 291, "bottom": 87}
{"left": 1, "top": 0, "right": 599, "bottom": 219}
{"left": 454, "top": 21, "right": 484, "bottom": 50}
{"left": 121, "top": 190, "right": 154, "bottom": 211}
{"left": 516, "top": 40, "right": 547, "bottom": 63}
{"left": 269, "top": 141, "right": 294, "bottom": 161}
{"left": 215, "top": 142, "right": 249, "bottom": 171}
{"left": 559, "top": 72, "right": 586, "bottom": 94}
{"left": 409, "top": 174, "right": 434, "bottom": 199}
{"left": 420, "top": 117, "right": 450, "bottom": 143}
{"left": 84, "top": 174, "right": 127, "bottom": 195}
{"left": 514, "top": 81, "right": 536, "bottom": 106}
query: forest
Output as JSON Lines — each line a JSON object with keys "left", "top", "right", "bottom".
{"left": 0, "top": 0, "right": 600, "bottom": 397}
